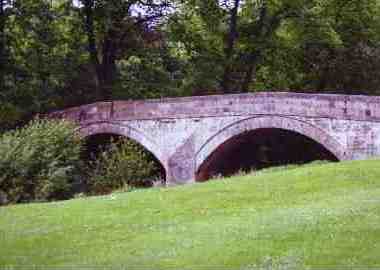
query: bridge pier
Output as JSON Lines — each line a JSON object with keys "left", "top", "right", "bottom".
{"left": 166, "top": 160, "right": 196, "bottom": 186}
{"left": 165, "top": 136, "right": 196, "bottom": 186}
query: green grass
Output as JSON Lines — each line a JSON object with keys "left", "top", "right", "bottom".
{"left": 1, "top": 160, "right": 380, "bottom": 269}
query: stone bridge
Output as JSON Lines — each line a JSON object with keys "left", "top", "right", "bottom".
{"left": 51, "top": 92, "right": 380, "bottom": 186}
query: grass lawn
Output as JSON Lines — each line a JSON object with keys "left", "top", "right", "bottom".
{"left": 1, "top": 160, "right": 380, "bottom": 269}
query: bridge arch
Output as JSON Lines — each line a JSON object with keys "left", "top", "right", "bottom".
{"left": 195, "top": 116, "right": 350, "bottom": 181}
{"left": 78, "top": 121, "right": 167, "bottom": 171}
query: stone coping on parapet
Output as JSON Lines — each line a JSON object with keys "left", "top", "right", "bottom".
{"left": 49, "top": 92, "right": 380, "bottom": 123}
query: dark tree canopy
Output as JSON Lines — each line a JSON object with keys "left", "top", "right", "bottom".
{"left": 1, "top": 0, "right": 380, "bottom": 129}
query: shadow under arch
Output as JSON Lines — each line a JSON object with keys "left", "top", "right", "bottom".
{"left": 195, "top": 116, "right": 350, "bottom": 181}
{"left": 78, "top": 121, "right": 167, "bottom": 174}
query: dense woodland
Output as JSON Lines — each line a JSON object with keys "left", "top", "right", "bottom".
{"left": 1, "top": 0, "right": 380, "bottom": 129}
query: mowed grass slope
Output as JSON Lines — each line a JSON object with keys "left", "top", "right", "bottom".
{"left": 1, "top": 160, "right": 380, "bottom": 269}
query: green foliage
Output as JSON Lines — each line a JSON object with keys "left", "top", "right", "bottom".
{"left": 2, "top": 0, "right": 90, "bottom": 128}
{"left": 88, "top": 139, "right": 157, "bottom": 195}
{"left": 1, "top": 0, "right": 380, "bottom": 129}
{"left": 0, "top": 119, "right": 82, "bottom": 205}
{"left": 114, "top": 50, "right": 186, "bottom": 99}
{"left": 168, "top": 0, "right": 380, "bottom": 94}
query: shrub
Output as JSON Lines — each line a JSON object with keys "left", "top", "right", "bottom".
{"left": 87, "top": 139, "right": 157, "bottom": 195}
{"left": 0, "top": 119, "right": 82, "bottom": 205}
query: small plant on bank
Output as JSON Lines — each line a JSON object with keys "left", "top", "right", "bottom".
{"left": 0, "top": 119, "right": 82, "bottom": 205}
{"left": 87, "top": 139, "right": 157, "bottom": 195}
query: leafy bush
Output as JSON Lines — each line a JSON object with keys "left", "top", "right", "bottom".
{"left": 87, "top": 139, "right": 157, "bottom": 195}
{"left": 0, "top": 119, "right": 82, "bottom": 205}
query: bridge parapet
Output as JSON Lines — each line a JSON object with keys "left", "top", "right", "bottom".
{"left": 51, "top": 92, "right": 380, "bottom": 124}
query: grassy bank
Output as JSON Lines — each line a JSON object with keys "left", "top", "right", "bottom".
{"left": 1, "top": 160, "right": 380, "bottom": 269}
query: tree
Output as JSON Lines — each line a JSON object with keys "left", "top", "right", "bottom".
{"left": 0, "top": 0, "right": 5, "bottom": 89}
{"left": 168, "top": 0, "right": 306, "bottom": 93}
{"left": 1, "top": 0, "right": 380, "bottom": 133}
{"left": 168, "top": 0, "right": 380, "bottom": 94}
{"left": 221, "top": 0, "right": 241, "bottom": 92}
{"left": 0, "top": 0, "right": 89, "bottom": 130}
{"left": 80, "top": 0, "right": 172, "bottom": 100}
{"left": 299, "top": 0, "right": 380, "bottom": 94}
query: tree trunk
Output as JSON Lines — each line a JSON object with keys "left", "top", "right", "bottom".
{"left": 241, "top": 54, "right": 260, "bottom": 92}
{"left": 241, "top": 63, "right": 255, "bottom": 92}
{"left": 83, "top": 0, "right": 104, "bottom": 100}
{"left": 221, "top": 0, "right": 240, "bottom": 93}
{"left": 100, "top": 35, "right": 117, "bottom": 100}
{"left": 0, "top": 0, "right": 5, "bottom": 89}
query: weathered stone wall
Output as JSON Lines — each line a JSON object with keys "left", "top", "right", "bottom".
{"left": 51, "top": 92, "right": 380, "bottom": 185}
